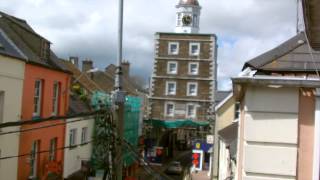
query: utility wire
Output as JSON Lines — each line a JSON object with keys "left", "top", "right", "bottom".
{"left": 303, "top": 31, "right": 320, "bottom": 78}
{"left": 0, "top": 111, "right": 102, "bottom": 129}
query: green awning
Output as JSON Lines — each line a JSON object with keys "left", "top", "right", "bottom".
{"left": 147, "top": 119, "right": 209, "bottom": 129}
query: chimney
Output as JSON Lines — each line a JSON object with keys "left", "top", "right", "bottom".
{"left": 82, "top": 58, "right": 93, "bottom": 72}
{"left": 121, "top": 61, "right": 130, "bottom": 78}
{"left": 69, "top": 56, "right": 79, "bottom": 68}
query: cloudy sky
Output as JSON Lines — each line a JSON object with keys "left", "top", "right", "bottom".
{"left": 0, "top": 0, "right": 298, "bottom": 90}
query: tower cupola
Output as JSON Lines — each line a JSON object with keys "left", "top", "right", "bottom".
{"left": 175, "top": 0, "right": 201, "bottom": 33}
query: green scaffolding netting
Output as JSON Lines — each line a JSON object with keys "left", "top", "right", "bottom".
{"left": 91, "top": 91, "right": 141, "bottom": 168}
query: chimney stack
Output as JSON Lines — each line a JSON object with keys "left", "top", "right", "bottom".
{"left": 69, "top": 56, "right": 79, "bottom": 68}
{"left": 82, "top": 58, "right": 93, "bottom": 72}
{"left": 121, "top": 60, "right": 130, "bottom": 78}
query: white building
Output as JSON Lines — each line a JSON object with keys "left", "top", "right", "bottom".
{"left": 0, "top": 28, "right": 26, "bottom": 180}
{"left": 63, "top": 96, "right": 94, "bottom": 178}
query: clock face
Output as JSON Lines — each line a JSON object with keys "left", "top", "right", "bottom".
{"left": 182, "top": 15, "right": 192, "bottom": 26}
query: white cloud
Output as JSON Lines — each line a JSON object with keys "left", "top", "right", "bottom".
{"left": 0, "top": 0, "right": 298, "bottom": 89}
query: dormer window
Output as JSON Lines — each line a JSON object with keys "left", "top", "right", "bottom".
{"left": 40, "top": 39, "right": 50, "bottom": 60}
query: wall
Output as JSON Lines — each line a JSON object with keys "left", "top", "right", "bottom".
{"left": 0, "top": 55, "right": 25, "bottom": 180}
{"left": 213, "top": 95, "right": 235, "bottom": 179}
{"left": 18, "top": 63, "right": 70, "bottom": 180}
{"left": 240, "top": 86, "right": 299, "bottom": 180}
{"left": 63, "top": 117, "right": 93, "bottom": 178}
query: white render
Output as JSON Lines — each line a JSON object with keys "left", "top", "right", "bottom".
{"left": 0, "top": 55, "right": 25, "bottom": 180}
{"left": 175, "top": 3, "right": 201, "bottom": 33}
{"left": 241, "top": 86, "right": 299, "bottom": 179}
{"left": 63, "top": 117, "right": 94, "bottom": 178}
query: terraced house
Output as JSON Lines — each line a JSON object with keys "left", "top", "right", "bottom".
{"left": 0, "top": 12, "right": 71, "bottom": 180}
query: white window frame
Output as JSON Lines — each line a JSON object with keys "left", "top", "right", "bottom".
{"left": 30, "top": 140, "right": 39, "bottom": 178}
{"left": 164, "top": 102, "right": 175, "bottom": 117}
{"left": 168, "top": 42, "right": 179, "bottom": 55}
{"left": 81, "top": 127, "right": 88, "bottom": 144}
{"left": 49, "top": 138, "right": 57, "bottom": 161}
{"left": 189, "top": 42, "right": 200, "bottom": 56}
{"left": 166, "top": 81, "right": 177, "bottom": 95}
{"left": 52, "top": 82, "right": 60, "bottom": 116}
{"left": 33, "top": 80, "right": 42, "bottom": 117}
{"left": 187, "top": 82, "right": 198, "bottom": 96}
{"left": 188, "top": 62, "right": 199, "bottom": 75}
{"left": 167, "top": 61, "right": 178, "bottom": 74}
{"left": 186, "top": 104, "right": 197, "bottom": 118}
{"left": 69, "top": 128, "right": 77, "bottom": 147}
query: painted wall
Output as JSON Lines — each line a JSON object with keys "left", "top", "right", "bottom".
{"left": 239, "top": 86, "right": 299, "bottom": 180}
{"left": 18, "top": 64, "right": 70, "bottom": 180}
{"left": 0, "top": 55, "right": 25, "bottom": 180}
{"left": 63, "top": 117, "right": 93, "bottom": 178}
{"left": 297, "top": 89, "right": 315, "bottom": 180}
{"left": 213, "top": 95, "right": 235, "bottom": 179}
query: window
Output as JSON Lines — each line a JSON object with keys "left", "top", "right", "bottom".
{"left": 166, "top": 81, "right": 176, "bottom": 95}
{"left": 177, "top": 13, "right": 182, "bottom": 26}
{"left": 235, "top": 102, "right": 240, "bottom": 120}
{"left": 187, "top": 82, "right": 198, "bottom": 96}
{"left": 165, "top": 102, "right": 175, "bottom": 117}
{"left": 49, "top": 138, "right": 57, "bottom": 161}
{"left": 188, "top": 63, "right": 199, "bottom": 75}
{"left": 33, "top": 80, "right": 42, "bottom": 117}
{"left": 189, "top": 43, "right": 200, "bottom": 56}
{"left": 30, "top": 140, "right": 39, "bottom": 178}
{"left": 167, "top": 61, "right": 178, "bottom": 74}
{"left": 186, "top": 104, "right": 196, "bottom": 118}
{"left": 0, "top": 91, "right": 4, "bottom": 125}
{"left": 52, "top": 82, "right": 60, "bottom": 116}
{"left": 69, "top": 129, "right": 77, "bottom": 147}
{"left": 168, "top": 42, "right": 179, "bottom": 55}
{"left": 81, "top": 127, "right": 88, "bottom": 144}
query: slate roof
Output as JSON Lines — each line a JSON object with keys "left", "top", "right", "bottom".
{"left": 215, "top": 91, "right": 231, "bottom": 104}
{"left": 0, "top": 28, "right": 26, "bottom": 60}
{"left": 243, "top": 32, "right": 320, "bottom": 73}
{"left": 0, "top": 11, "right": 69, "bottom": 73}
{"left": 68, "top": 95, "right": 92, "bottom": 115}
{"left": 59, "top": 59, "right": 102, "bottom": 93}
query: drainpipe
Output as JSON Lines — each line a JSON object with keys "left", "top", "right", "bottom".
{"left": 313, "top": 88, "right": 320, "bottom": 180}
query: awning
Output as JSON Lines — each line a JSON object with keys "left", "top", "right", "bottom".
{"left": 218, "top": 122, "right": 238, "bottom": 144}
{"left": 146, "top": 119, "right": 209, "bottom": 129}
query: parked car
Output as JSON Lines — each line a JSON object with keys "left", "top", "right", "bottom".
{"left": 165, "top": 161, "right": 183, "bottom": 175}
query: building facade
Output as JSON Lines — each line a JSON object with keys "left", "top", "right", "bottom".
{"left": 0, "top": 28, "right": 26, "bottom": 180}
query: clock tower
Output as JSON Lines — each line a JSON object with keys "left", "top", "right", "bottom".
{"left": 175, "top": 0, "right": 201, "bottom": 34}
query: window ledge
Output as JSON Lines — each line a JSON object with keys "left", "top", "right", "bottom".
{"left": 80, "top": 142, "right": 89, "bottom": 146}
{"left": 69, "top": 145, "right": 78, "bottom": 149}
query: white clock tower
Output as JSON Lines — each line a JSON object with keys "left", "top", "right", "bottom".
{"left": 175, "top": 0, "right": 201, "bottom": 34}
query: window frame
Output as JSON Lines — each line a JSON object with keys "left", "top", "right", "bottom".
{"left": 187, "top": 82, "right": 198, "bottom": 96}
{"left": 52, "top": 82, "right": 60, "bottom": 116}
{"left": 188, "top": 62, "right": 199, "bottom": 75}
{"left": 186, "top": 104, "right": 197, "bottom": 118}
{"left": 69, "top": 128, "right": 77, "bottom": 147}
{"left": 167, "top": 61, "right": 178, "bottom": 74}
{"left": 49, "top": 138, "right": 57, "bottom": 161}
{"left": 168, "top": 42, "right": 179, "bottom": 55}
{"left": 33, "top": 80, "right": 43, "bottom": 117}
{"left": 189, "top": 42, "right": 200, "bottom": 56}
{"left": 166, "top": 81, "right": 177, "bottom": 96}
{"left": 30, "top": 140, "right": 39, "bottom": 178}
{"left": 81, "top": 127, "right": 88, "bottom": 144}
{"left": 0, "top": 91, "right": 4, "bottom": 126}
{"left": 164, "top": 102, "right": 175, "bottom": 117}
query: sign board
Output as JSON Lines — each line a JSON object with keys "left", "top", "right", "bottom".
{"left": 192, "top": 149, "right": 203, "bottom": 171}
{"left": 206, "top": 135, "right": 214, "bottom": 144}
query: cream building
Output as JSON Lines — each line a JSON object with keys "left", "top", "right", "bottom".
{"left": 0, "top": 28, "right": 26, "bottom": 180}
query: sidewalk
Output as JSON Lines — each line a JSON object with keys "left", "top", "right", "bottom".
{"left": 191, "top": 170, "right": 210, "bottom": 180}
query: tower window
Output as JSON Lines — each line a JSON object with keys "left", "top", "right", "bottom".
{"left": 166, "top": 81, "right": 177, "bottom": 95}
{"left": 168, "top": 42, "right": 179, "bottom": 55}
{"left": 186, "top": 104, "right": 196, "bottom": 118}
{"left": 165, "top": 102, "right": 175, "bottom": 117}
{"left": 167, "top": 61, "right": 178, "bottom": 74}
{"left": 189, "top": 43, "right": 200, "bottom": 56}
{"left": 177, "top": 13, "right": 182, "bottom": 26}
{"left": 187, "top": 82, "right": 198, "bottom": 96}
{"left": 188, "top": 62, "right": 199, "bottom": 75}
